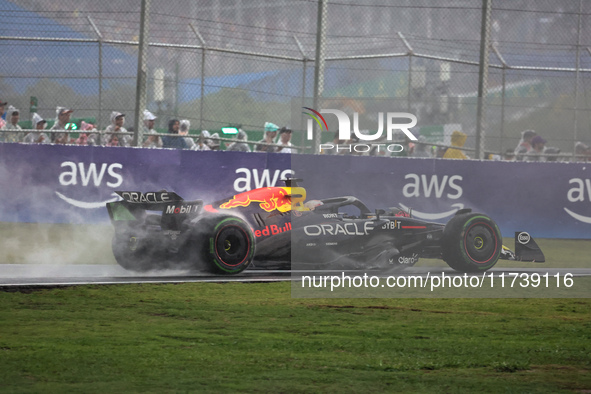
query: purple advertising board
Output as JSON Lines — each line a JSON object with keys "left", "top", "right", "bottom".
{"left": 0, "top": 143, "right": 590, "bottom": 239}
{"left": 0, "top": 143, "right": 291, "bottom": 224}
{"left": 292, "top": 154, "right": 591, "bottom": 239}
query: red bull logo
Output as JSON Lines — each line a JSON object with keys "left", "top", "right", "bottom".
{"left": 219, "top": 187, "right": 292, "bottom": 212}
{"left": 254, "top": 222, "right": 292, "bottom": 238}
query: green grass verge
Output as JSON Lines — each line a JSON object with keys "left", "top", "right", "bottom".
{"left": 0, "top": 283, "right": 590, "bottom": 392}
{"left": 0, "top": 223, "right": 590, "bottom": 268}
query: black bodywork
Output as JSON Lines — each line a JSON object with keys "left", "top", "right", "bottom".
{"left": 290, "top": 196, "right": 445, "bottom": 270}
{"left": 106, "top": 182, "right": 544, "bottom": 274}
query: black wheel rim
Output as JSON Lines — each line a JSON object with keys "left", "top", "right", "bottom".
{"left": 214, "top": 225, "right": 250, "bottom": 267}
{"left": 463, "top": 222, "right": 498, "bottom": 264}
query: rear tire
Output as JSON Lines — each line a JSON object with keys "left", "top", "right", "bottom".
{"left": 442, "top": 213, "right": 502, "bottom": 272}
{"left": 194, "top": 216, "right": 255, "bottom": 275}
{"left": 112, "top": 227, "right": 164, "bottom": 272}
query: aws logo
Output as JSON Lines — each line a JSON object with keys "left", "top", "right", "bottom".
{"left": 56, "top": 161, "right": 123, "bottom": 209}
{"left": 400, "top": 173, "right": 464, "bottom": 220}
{"left": 564, "top": 178, "right": 591, "bottom": 224}
{"left": 233, "top": 168, "right": 294, "bottom": 192}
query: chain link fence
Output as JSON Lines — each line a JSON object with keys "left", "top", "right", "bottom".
{"left": 1, "top": 0, "right": 589, "bottom": 158}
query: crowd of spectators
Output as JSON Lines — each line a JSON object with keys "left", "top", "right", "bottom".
{"left": 0, "top": 100, "right": 295, "bottom": 154}
{"left": 508, "top": 129, "right": 571, "bottom": 162}
{"left": 1, "top": 100, "right": 590, "bottom": 161}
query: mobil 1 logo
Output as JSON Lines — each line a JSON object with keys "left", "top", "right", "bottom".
{"left": 161, "top": 202, "right": 203, "bottom": 231}
{"left": 165, "top": 203, "right": 201, "bottom": 215}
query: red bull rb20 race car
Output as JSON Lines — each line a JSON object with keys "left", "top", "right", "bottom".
{"left": 106, "top": 180, "right": 545, "bottom": 274}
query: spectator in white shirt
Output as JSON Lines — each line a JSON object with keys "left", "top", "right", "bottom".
{"left": 277, "top": 127, "right": 293, "bottom": 153}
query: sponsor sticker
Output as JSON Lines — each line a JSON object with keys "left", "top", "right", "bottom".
{"left": 254, "top": 222, "right": 292, "bottom": 238}
{"left": 517, "top": 232, "right": 531, "bottom": 245}
{"left": 165, "top": 204, "right": 199, "bottom": 215}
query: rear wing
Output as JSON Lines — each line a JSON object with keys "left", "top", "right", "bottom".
{"left": 114, "top": 191, "right": 183, "bottom": 208}
{"left": 106, "top": 191, "right": 203, "bottom": 226}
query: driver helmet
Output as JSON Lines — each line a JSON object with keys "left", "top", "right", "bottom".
{"left": 304, "top": 200, "right": 324, "bottom": 210}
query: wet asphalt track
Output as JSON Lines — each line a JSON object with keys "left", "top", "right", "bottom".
{"left": 0, "top": 263, "right": 590, "bottom": 288}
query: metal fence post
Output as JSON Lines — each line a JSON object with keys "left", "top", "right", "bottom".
{"left": 87, "top": 16, "right": 103, "bottom": 129}
{"left": 573, "top": 0, "right": 583, "bottom": 158}
{"left": 398, "top": 32, "right": 414, "bottom": 113}
{"left": 407, "top": 55, "right": 412, "bottom": 113}
{"left": 312, "top": 0, "right": 328, "bottom": 154}
{"left": 491, "top": 43, "right": 507, "bottom": 155}
{"left": 190, "top": 24, "right": 207, "bottom": 131}
{"left": 133, "top": 0, "right": 150, "bottom": 147}
{"left": 294, "top": 35, "right": 308, "bottom": 152}
{"left": 174, "top": 60, "right": 179, "bottom": 118}
{"left": 475, "top": 0, "right": 492, "bottom": 159}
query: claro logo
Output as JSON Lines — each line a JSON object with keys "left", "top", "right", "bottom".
{"left": 56, "top": 161, "right": 123, "bottom": 209}
{"left": 564, "top": 178, "right": 591, "bottom": 223}
{"left": 399, "top": 173, "right": 464, "bottom": 220}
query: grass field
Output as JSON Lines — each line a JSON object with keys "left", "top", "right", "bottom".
{"left": 0, "top": 223, "right": 590, "bottom": 391}
{"left": 0, "top": 283, "right": 590, "bottom": 392}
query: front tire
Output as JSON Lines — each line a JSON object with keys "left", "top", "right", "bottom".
{"left": 442, "top": 213, "right": 502, "bottom": 272}
{"left": 194, "top": 216, "right": 255, "bottom": 274}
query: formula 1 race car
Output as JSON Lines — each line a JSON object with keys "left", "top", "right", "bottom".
{"left": 106, "top": 180, "right": 544, "bottom": 274}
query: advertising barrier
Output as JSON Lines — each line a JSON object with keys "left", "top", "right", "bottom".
{"left": 0, "top": 143, "right": 589, "bottom": 239}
